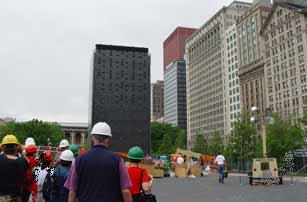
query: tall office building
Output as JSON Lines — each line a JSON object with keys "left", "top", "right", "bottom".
{"left": 163, "top": 27, "right": 195, "bottom": 130}
{"left": 274, "top": 0, "right": 307, "bottom": 6}
{"left": 89, "top": 44, "right": 151, "bottom": 153}
{"left": 163, "top": 27, "right": 196, "bottom": 73}
{"left": 151, "top": 80, "right": 164, "bottom": 122}
{"left": 186, "top": 1, "right": 251, "bottom": 148}
{"left": 225, "top": 25, "right": 241, "bottom": 134}
{"left": 237, "top": 2, "right": 272, "bottom": 127}
{"left": 262, "top": 2, "right": 307, "bottom": 119}
{"left": 164, "top": 60, "right": 187, "bottom": 130}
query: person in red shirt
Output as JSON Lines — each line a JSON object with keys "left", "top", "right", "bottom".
{"left": 127, "top": 146, "right": 151, "bottom": 202}
{"left": 23, "top": 144, "right": 38, "bottom": 202}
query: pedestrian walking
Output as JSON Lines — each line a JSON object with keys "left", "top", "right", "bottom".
{"left": 36, "top": 151, "right": 54, "bottom": 202}
{"left": 50, "top": 150, "right": 74, "bottom": 202}
{"left": 69, "top": 145, "right": 79, "bottom": 158}
{"left": 0, "top": 135, "right": 28, "bottom": 202}
{"left": 23, "top": 144, "right": 38, "bottom": 202}
{"left": 65, "top": 122, "right": 132, "bottom": 202}
{"left": 214, "top": 154, "right": 226, "bottom": 183}
{"left": 127, "top": 146, "right": 155, "bottom": 202}
{"left": 54, "top": 140, "right": 70, "bottom": 167}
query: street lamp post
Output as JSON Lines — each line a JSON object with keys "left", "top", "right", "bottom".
{"left": 251, "top": 106, "right": 272, "bottom": 158}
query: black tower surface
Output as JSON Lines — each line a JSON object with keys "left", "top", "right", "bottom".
{"left": 89, "top": 44, "right": 151, "bottom": 153}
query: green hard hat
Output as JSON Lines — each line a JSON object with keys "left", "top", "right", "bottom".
{"left": 69, "top": 144, "right": 79, "bottom": 155}
{"left": 128, "top": 146, "right": 145, "bottom": 160}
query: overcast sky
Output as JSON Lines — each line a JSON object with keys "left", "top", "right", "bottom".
{"left": 0, "top": 0, "right": 251, "bottom": 123}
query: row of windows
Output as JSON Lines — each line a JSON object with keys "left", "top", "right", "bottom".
{"left": 230, "top": 112, "right": 240, "bottom": 120}
{"left": 188, "top": 27, "right": 221, "bottom": 61}
{"left": 230, "top": 95, "right": 240, "bottom": 104}
{"left": 189, "top": 98, "right": 223, "bottom": 116}
{"left": 265, "top": 39, "right": 304, "bottom": 59}
{"left": 190, "top": 120, "right": 224, "bottom": 131}
{"left": 229, "top": 79, "right": 239, "bottom": 88}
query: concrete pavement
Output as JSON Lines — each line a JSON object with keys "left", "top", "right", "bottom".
{"left": 152, "top": 175, "right": 307, "bottom": 202}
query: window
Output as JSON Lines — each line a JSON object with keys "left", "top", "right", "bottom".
{"left": 300, "top": 65, "right": 306, "bottom": 73}
{"left": 298, "top": 45, "right": 304, "bottom": 53}
{"left": 299, "top": 55, "right": 305, "bottom": 64}
{"left": 297, "top": 35, "right": 303, "bottom": 43}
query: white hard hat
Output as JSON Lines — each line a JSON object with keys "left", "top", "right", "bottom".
{"left": 60, "top": 150, "right": 74, "bottom": 161}
{"left": 25, "top": 137, "right": 36, "bottom": 147}
{"left": 91, "top": 122, "right": 112, "bottom": 137}
{"left": 59, "top": 139, "right": 70, "bottom": 148}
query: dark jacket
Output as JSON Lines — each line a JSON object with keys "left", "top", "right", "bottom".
{"left": 50, "top": 166, "right": 70, "bottom": 202}
{"left": 0, "top": 154, "right": 28, "bottom": 196}
{"left": 75, "top": 145, "right": 123, "bottom": 202}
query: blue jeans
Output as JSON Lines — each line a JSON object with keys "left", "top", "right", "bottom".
{"left": 218, "top": 165, "right": 224, "bottom": 182}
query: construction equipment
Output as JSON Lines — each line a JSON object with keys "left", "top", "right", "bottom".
{"left": 199, "top": 155, "right": 216, "bottom": 172}
{"left": 140, "top": 162, "right": 164, "bottom": 178}
{"left": 170, "top": 149, "right": 204, "bottom": 178}
{"left": 248, "top": 158, "right": 282, "bottom": 185}
{"left": 176, "top": 148, "right": 202, "bottom": 159}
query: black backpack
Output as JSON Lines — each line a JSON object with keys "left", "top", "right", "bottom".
{"left": 42, "top": 169, "right": 52, "bottom": 201}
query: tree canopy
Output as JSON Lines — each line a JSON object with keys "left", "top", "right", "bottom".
{"left": 0, "top": 119, "right": 65, "bottom": 146}
{"left": 151, "top": 122, "right": 186, "bottom": 154}
{"left": 267, "top": 114, "right": 305, "bottom": 162}
{"left": 226, "top": 112, "right": 262, "bottom": 170}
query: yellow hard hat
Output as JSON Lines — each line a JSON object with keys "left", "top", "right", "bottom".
{"left": 1, "top": 134, "right": 19, "bottom": 145}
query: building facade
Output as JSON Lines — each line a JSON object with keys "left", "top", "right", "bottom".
{"left": 163, "top": 27, "right": 196, "bottom": 73}
{"left": 89, "top": 44, "right": 151, "bottom": 153}
{"left": 274, "top": 0, "right": 307, "bottom": 6}
{"left": 225, "top": 25, "right": 241, "bottom": 133}
{"left": 262, "top": 2, "right": 307, "bottom": 119}
{"left": 151, "top": 80, "right": 164, "bottom": 122}
{"left": 237, "top": 2, "right": 272, "bottom": 127}
{"left": 186, "top": 1, "right": 251, "bottom": 148}
{"left": 0, "top": 117, "right": 14, "bottom": 126}
{"left": 58, "top": 122, "right": 88, "bottom": 146}
{"left": 164, "top": 60, "right": 187, "bottom": 130}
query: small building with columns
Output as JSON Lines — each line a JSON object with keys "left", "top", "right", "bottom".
{"left": 58, "top": 122, "right": 88, "bottom": 146}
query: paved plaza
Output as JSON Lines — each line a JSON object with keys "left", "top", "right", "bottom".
{"left": 152, "top": 175, "right": 307, "bottom": 202}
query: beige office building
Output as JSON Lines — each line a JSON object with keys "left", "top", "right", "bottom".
{"left": 237, "top": 1, "right": 272, "bottom": 127}
{"left": 151, "top": 80, "right": 164, "bottom": 122}
{"left": 262, "top": 2, "right": 307, "bottom": 119}
{"left": 225, "top": 24, "right": 241, "bottom": 134}
{"left": 186, "top": 1, "right": 251, "bottom": 148}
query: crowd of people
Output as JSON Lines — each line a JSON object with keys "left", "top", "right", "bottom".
{"left": 0, "top": 122, "right": 154, "bottom": 202}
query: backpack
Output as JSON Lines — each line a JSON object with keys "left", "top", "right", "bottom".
{"left": 51, "top": 167, "right": 63, "bottom": 199}
{"left": 42, "top": 170, "right": 52, "bottom": 200}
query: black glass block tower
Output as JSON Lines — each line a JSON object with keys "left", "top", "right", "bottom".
{"left": 89, "top": 44, "right": 151, "bottom": 153}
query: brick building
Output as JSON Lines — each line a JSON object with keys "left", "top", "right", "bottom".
{"left": 163, "top": 27, "right": 196, "bottom": 73}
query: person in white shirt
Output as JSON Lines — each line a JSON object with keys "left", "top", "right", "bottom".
{"left": 214, "top": 154, "right": 226, "bottom": 183}
{"left": 176, "top": 155, "right": 184, "bottom": 165}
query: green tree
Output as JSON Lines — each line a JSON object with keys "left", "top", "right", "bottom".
{"left": 192, "top": 131, "right": 208, "bottom": 154}
{"left": 158, "top": 133, "right": 176, "bottom": 154}
{"left": 151, "top": 122, "right": 186, "bottom": 154}
{"left": 208, "top": 130, "right": 224, "bottom": 156}
{"left": 227, "top": 112, "right": 260, "bottom": 171}
{"left": 0, "top": 119, "right": 65, "bottom": 146}
{"left": 175, "top": 129, "right": 186, "bottom": 150}
{"left": 267, "top": 114, "right": 304, "bottom": 162}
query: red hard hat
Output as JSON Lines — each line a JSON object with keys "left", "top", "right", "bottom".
{"left": 25, "top": 145, "right": 38, "bottom": 154}
{"left": 40, "top": 151, "right": 53, "bottom": 162}
{"left": 79, "top": 148, "right": 87, "bottom": 155}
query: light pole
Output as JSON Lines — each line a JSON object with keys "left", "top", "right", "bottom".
{"left": 250, "top": 106, "right": 272, "bottom": 158}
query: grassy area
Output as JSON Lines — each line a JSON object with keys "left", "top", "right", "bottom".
{"left": 294, "top": 172, "right": 307, "bottom": 177}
